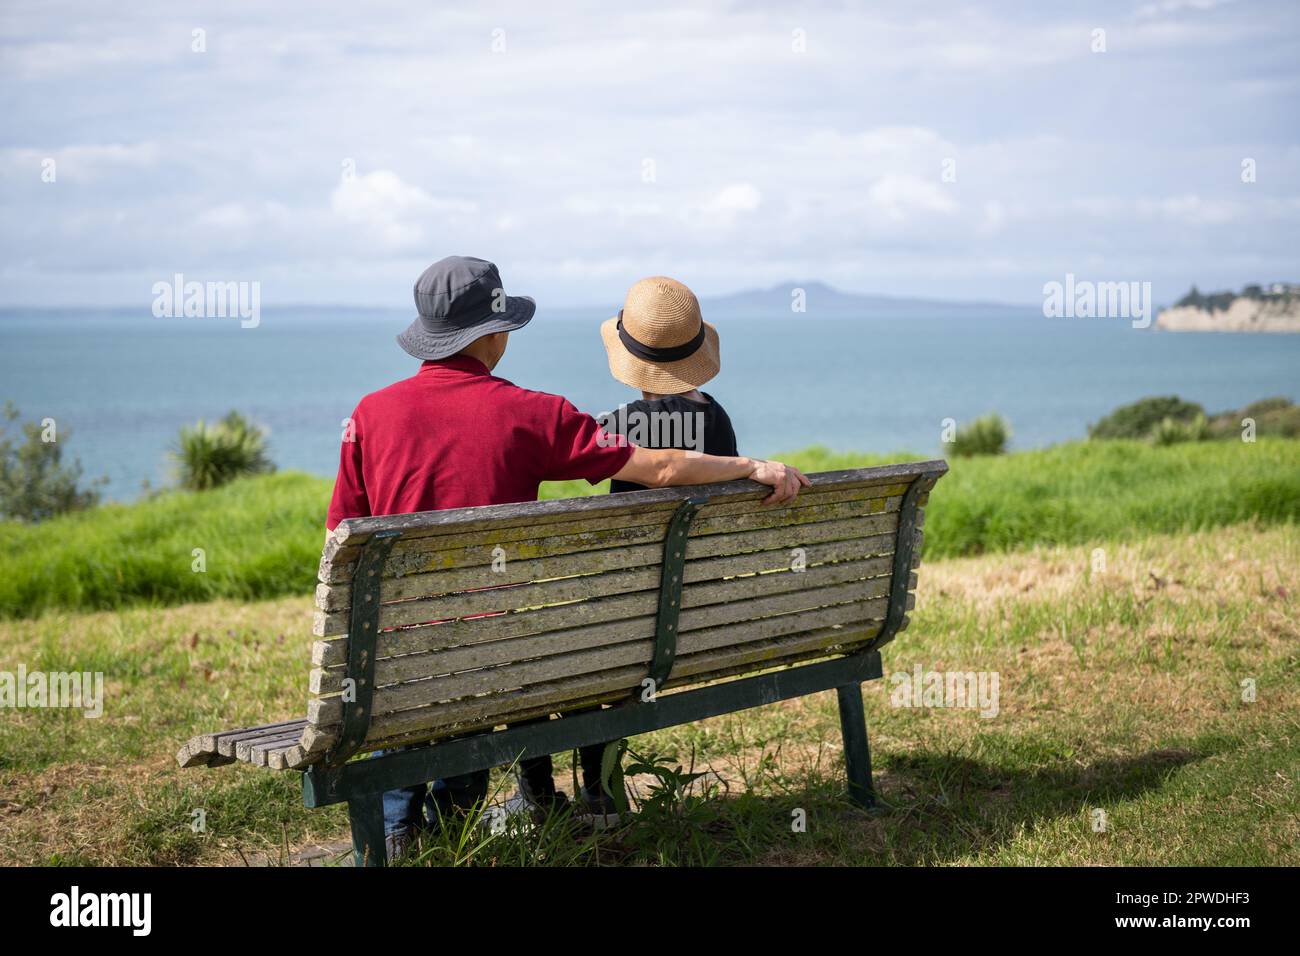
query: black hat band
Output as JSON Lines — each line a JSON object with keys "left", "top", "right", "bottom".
{"left": 616, "top": 310, "right": 706, "bottom": 363}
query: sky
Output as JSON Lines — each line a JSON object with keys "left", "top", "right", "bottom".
{"left": 1, "top": 0, "right": 1297, "bottom": 310}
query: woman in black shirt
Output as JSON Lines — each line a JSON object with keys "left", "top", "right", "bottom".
{"left": 509, "top": 276, "right": 736, "bottom": 828}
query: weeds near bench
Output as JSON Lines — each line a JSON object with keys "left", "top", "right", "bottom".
{"left": 397, "top": 745, "right": 737, "bottom": 867}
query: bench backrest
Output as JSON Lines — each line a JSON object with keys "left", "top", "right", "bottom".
{"left": 299, "top": 461, "right": 947, "bottom": 765}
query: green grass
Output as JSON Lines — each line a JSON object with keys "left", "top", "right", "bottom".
{"left": 0, "top": 439, "right": 1296, "bottom": 619}
{"left": 0, "top": 471, "right": 328, "bottom": 619}
{"left": 785, "top": 438, "right": 1300, "bottom": 559}
{"left": 1, "top": 522, "right": 1295, "bottom": 865}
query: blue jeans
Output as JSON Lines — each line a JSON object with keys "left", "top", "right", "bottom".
{"left": 376, "top": 749, "right": 489, "bottom": 836}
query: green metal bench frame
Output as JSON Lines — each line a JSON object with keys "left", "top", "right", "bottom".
{"left": 303, "top": 472, "right": 937, "bottom": 866}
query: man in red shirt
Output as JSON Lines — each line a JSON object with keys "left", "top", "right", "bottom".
{"left": 327, "top": 256, "right": 808, "bottom": 852}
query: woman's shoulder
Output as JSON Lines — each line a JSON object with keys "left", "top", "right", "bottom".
{"left": 614, "top": 391, "right": 729, "bottom": 416}
{"left": 698, "top": 391, "right": 732, "bottom": 416}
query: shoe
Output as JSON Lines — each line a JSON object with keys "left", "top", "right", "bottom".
{"left": 502, "top": 775, "right": 570, "bottom": 826}
{"left": 384, "top": 827, "right": 414, "bottom": 863}
{"left": 578, "top": 784, "right": 624, "bottom": 830}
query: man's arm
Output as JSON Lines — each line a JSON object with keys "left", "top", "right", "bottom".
{"left": 611, "top": 446, "right": 810, "bottom": 505}
{"left": 325, "top": 404, "right": 371, "bottom": 534}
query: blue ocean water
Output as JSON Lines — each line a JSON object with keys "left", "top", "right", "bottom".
{"left": 1, "top": 306, "right": 1296, "bottom": 502}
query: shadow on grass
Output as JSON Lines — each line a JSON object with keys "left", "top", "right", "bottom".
{"left": 860, "top": 742, "right": 1215, "bottom": 865}
{"left": 396, "top": 738, "right": 1222, "bottom": 866}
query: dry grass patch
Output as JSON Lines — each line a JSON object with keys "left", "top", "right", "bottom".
{"left": 1, "top": 521, "right": 1296, "bottom": 865}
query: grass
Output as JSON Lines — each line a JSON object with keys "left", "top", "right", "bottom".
{"left": 788, "top": 439, "right": 1300, "bottom": 559}
{"left": 0, "top": 471, "right": 327, "bottom": 620}
{"left": 0, "top": 439, "right": 1296, "bottom": 620}
{"left": 1, "top": 521, "right": 1295, "bottom": 866}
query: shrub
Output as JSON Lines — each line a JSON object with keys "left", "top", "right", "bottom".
{"left": 1237, "top": 397, "right": 1300, "bottom": 439}
{"left": 1206, "top": 400, "right": 1300, "bottom": 440}
{"left": 1089, "top": 396, "right": 1205, "bottom": 440}
{"left": 1092, "top": 395, "right": 1300, "bottom": 442}
{"left": 171, "top": 411, "right": 274, "bottom": 491}
{"left": 0, "top": 402, "right": 104, "bottom": 522}
{"left": 1152, "top": 413, "right": 1209, "bottom": 446}
{"left": 951, "top": 414, "right": 1010, "bottom": 457}
{"left": 1241, "top": 396, "right": 1294, "bottom": 417}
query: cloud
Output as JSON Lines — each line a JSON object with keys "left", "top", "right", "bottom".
{"left": 697, "top": 183, "right": 762, "bottom": 224}
{"left": 1135, "top": 0, "right": 1236, "bottom": 19}
{"left": 866, "top": 175, "right": 958, "bottom": 221}
{"left": 3, "top": 36, "right": 182, "bottom": 80}
{"left": 329, "top": 170, "right": 477, "bottom": 252}
{"left": 1136, "top": 194, "right": 1244, "bottom": 225}
{"left": 194, "top": 200, "right": 293, "bottom": 230}
{"left": 0, "top": 0, "right": 1296, "bottom": 307}
{"left": 3, "top": 143, "right": 160, "bottom": 182}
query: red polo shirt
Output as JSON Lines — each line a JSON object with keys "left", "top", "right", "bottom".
{"left": 326, "top": 356, "right": 634, "bottom": 530}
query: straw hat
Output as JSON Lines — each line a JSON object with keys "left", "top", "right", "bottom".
{"left": 600, "top": 277, "right": 720, "bottom": 394}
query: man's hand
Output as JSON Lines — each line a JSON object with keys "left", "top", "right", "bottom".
{"left": 747, "top": 458, "right": 811, "bottom": 505}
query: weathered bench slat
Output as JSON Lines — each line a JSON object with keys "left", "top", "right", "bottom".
{"left": 322, "top": 481, "right": 888, "bottom": 580}
{"left": 335, "top": 478, "right": 909, "bottom": 561}
{"left": 268, "top": 744, "right": 309, "bottom": 771}
{"left": 317, "top": 592, "right": 900, "bottom": 716}
{"left": 312, "top": 525, "right": 918, "bottom": 668}
{"left": 315, "top": 544, "right": 906, "bottom": 682}
{"left": 313, "top": 504, "right": 912, "bottom": 637}
{"left": 327, "top": 465, "right": 937, "bottom": 549}
{"left": 309, "top": 550, "right": 922, "bottom": 694}
{"left": 321, "top": 489, "right": 924, "bottom": 589}
{"left": 318, "top": 507, "right": 901, "bottom": 635}
{"left": 293, "top": 617, "right": 900, "bottom": 768}
{"left": 320, "top": 478, "right": 926, "bottom": 584}
{"left": 175, "top": 719, "right": 309, "bottom": 768}
{"left": 312, "top": 580, "right": 907, "bottom": 723}
{"left": 317, "top": 517, "right": 906, "bottom": 644}
{"left": 311, "top": 589, "right": 877, "bottom": 696}
{"left": 319, "top": 502, "right": 899, "bottom": 621}
{"left": 237, "top": 730, "right": 307, "bottom": 764}
{"left": 300, "top": 611, "right": 910, "bottom": 757}
{"left": 307, "top": 575, "right": 914, "bottom": 729}
{"left": 655, "top": 619, "right": 908, "bottom": 696}
{"left": 323, "top": 515, "right": 659, "bottom": 585}
{"left": 316, "top": 487, "right": 910, "bottom": 609}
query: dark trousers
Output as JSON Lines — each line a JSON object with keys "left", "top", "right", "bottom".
{"left": 514, "top": 707, "right": 612, "bottom": 796}
{"left": 519, "top": 742, "right": 608, "bottom": 795}
{"left": 379, "top": 712, "right": 616, "bottom": 834}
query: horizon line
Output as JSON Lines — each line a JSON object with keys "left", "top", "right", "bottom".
{"left": 0, "top": 283, "right": 1047, "bottom": 314}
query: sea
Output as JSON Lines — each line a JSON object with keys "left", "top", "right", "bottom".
{"left": 1, "top": 306, "right": 1296, "bottom": 502}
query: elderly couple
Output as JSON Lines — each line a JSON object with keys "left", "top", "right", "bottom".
{"left": 325, "top": 255, "right": 809, "bottom": 853}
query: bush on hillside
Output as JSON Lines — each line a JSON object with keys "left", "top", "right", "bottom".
{"left": 1208, "top": 396, "right": 1300, "bottom": 440}
{"left": 0, "top": 402, "right": 104, "bottom": 522}
{"left": 951, "top": 414, "right": 1010, "bottom": 457}
{"left": 1152, "top": 413, "right": 1210, "bottom": 446}
{"left": 1094, "top": 395, "right": 1299, "bottom": 443}
{"left": 171, "top": 410, "right": 275, "bottom": 491}
{"left": 1088, "top": 396, "right": 1205, "bottom": 440}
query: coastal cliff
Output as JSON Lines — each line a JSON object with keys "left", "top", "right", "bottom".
{"left": 1157, "top": 284, "right": 1300, "bottom": 333}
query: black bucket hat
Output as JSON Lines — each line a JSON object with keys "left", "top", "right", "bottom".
{"left": 396, "top": 256, "right": 536, "bottom": 361}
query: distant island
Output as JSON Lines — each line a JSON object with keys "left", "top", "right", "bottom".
{"left": 699, "top": 280, "right": 1033, "bottom": 319}
{"left": 1157, "top": 283, "right": 1300, "bottom": 333}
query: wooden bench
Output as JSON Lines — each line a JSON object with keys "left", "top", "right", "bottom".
{"left": 178, "top": 460, "right": 947, "bottom": 865}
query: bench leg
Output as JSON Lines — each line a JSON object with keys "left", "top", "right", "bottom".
{"left": 836, "top": 683, "right": 877, "bottom": 809}
{"left": 347, "top": 792, "right": 387, "bottom": 867}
